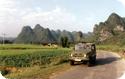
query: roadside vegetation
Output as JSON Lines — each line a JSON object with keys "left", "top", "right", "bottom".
{"left": 0, "top": 44, "right": 71, "bottom": 79}
{"left": 97, "top": 45, "right": 125, "bottom": 58}
{"left": 96, "top": 45, "right": 124, "bottom": 52}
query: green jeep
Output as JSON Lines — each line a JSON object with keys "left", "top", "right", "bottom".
{"left": 69, "top": 43, "right": 96, "bottom": 66}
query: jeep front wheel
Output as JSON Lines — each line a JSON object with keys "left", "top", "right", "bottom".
{"left": 88, "top": 56, "right": 96, "bottom": 66}
{"left": 70, "top": 60, "right": 74, "bottom": 65}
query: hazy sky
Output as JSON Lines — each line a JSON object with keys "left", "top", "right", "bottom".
{"left": 0, "top": 0, "right": 125, "bottom": 37}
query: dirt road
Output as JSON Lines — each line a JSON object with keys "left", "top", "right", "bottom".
{"left": 50, "top": 51, "right": 125, "bottom": 79}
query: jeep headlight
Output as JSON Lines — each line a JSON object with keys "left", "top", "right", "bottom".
{"left": 70, "top": 54, "right": 73, "bottom": 57}
{"left": 84, "top": 54, "right": 86, "bottom": 57}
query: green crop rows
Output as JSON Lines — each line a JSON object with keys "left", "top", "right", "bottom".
{"left": 0, "top": 44, "right": 71, "bottom": 67}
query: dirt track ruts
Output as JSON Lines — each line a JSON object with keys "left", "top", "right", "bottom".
{"left": 50, "top": 51, "right": 125, "bottom": 79}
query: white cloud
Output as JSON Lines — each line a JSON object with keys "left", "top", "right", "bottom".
{"left": 22, "top": 6, "right": 76, "bottom": 25}
{"left": 0, "top": 0, "right": 85, "bottom": 37}
{"left": 0, "top": 0, "right": 18, "bottom": 36}
{"left": 21, "top": 6, "right": 82, "bottom": 33}
{"left": 118, "top": 0, "right": 125, "bottom": 7}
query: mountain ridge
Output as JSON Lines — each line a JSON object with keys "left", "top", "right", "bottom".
{"left": 15, "top": 12, "right": 125, "bottom": 45}
{"left": 15, "top": 24, "right": 84, "bottom": 44}
{"left": 93, "top": 13, "right": 125, "bottom": 45}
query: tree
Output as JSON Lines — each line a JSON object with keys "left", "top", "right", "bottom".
{"left": 60, "top": 36, "right": 69, "bottom": 48}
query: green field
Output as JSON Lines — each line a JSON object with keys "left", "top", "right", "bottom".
{"left": 0, "top": 44, "right": 58, "bottom": 50}
{"left": 1, "top": 44, "right": 124, "bottom": 79}
{"left": 0, "top": 44, "right": 71, "bottom": 79}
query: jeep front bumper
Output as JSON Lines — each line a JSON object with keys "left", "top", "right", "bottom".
{"left": 69, "top": 57, "right": 89, "bottom": 62}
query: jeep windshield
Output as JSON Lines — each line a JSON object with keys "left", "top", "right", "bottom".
{"left": 74, "top": 43, "right": 91, "bottom": 53}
